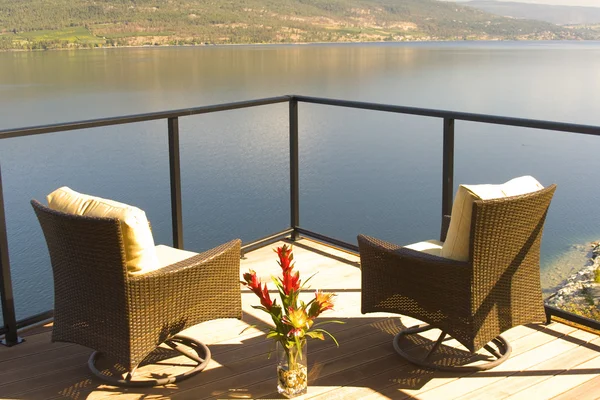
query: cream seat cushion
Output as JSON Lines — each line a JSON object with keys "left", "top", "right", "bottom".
{"left": 440, "top": 176, "right": 544, "bottom": 262}
{"left": 128, "top": 245, "right": 199, "bottom": 276}
{"left": 47, "top": 187, "right": 159, "bottom": 274}
{"left": 405, "top": 239, "right": 443, "bottom": 256}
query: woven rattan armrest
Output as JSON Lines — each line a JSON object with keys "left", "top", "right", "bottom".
{"left": 126, "top": 239, "right": 243, "bottom": 335}
{"left": 359, "top": 234, "right": 471, "bottom": 298}
{"left": 358, "top": 234, "right": 469, "bottom": 270}
{"left": 358, "top": 234, "right": 471, "bottom": 321}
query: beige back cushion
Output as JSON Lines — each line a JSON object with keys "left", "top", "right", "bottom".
{"left": 47, "top": 187, "right": 159, "bottom": 274}
{"left": 440, "top": 176, "right": 544, "bottom": 261}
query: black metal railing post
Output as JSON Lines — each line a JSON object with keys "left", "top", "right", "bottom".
{"left": 289, "top": 98, "right": 300, "bottom": 241}
{"left": 168, "top": 117, "right": 184, "bottom": 249}
{"left": 0, "top": 164, "right": 23, "bottom": 346}
{"left": 441, "top": 118, "right": 455, "bottom": 242}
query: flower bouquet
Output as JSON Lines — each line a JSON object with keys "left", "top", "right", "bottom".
{"left": 241, "top": 244, "right": 341, "bottom": 398}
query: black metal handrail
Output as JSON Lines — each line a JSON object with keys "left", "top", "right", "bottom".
{"left": 294, "top": 95, "right": 600, "bottom": 136}
{"left": 0, "top": 96, "right": 291, "bottom": 140}
{"left": 1, "top": 94, "right": 599, "bottom": 345}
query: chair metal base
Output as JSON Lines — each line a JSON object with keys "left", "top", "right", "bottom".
{"left": 88, "top": 335, "right": 211, "bottom": 387}
{"left": 393, "top": 324, "right": 512, "bottom": 372}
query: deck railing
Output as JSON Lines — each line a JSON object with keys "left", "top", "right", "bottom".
{"left": 1, "top": 95, "right": 600, "bottom": 346}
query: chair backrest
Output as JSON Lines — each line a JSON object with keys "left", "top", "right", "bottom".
{"left": 31, "top": 200, "right": 130, "bottom": 344}
{"left": 468, "top": 184, "right": 556, "bottom": 348}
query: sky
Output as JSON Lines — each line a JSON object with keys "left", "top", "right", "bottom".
{"left": 443, "top": 0, "right": 600, "bottom": 7}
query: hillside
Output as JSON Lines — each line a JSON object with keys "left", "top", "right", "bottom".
{"left": 0, "top": 0, "right": 598, "bottom": 50}
{"left": 465, "top": 0, "right": 600, "bottom": 25}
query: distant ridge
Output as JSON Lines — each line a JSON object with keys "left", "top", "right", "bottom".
{"left": 465, "top": 0, "right": 600, "bottom": 25}
{"left": 1, "top": 0, "right": 599, "bottom": 50}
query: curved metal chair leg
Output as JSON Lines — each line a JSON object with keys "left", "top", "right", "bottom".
{"left": 88, "top": 335, "right": 211, "bottom": 387}
{"left": 393, "top": 324, "right": 512, "bottom": 372}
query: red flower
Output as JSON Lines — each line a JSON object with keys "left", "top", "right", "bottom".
{"left": 275, "top": 244, "right": 294, "bottom": 274}
{"left": 282, "top": 270, "right": 301, "bottom": 296}
{"left": 241, "top": 270, "right": 273, "bottom": 310}
{"left": 242, "top": 270, "right": 259, "bottom": 288}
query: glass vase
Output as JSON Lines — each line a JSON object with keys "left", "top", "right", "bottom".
{"left": 276, "top": 340, "right": 308, "bottom": 398}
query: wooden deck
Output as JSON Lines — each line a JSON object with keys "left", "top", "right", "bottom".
{"left": 1, "top": 239, "right": 600, "bottom": 399}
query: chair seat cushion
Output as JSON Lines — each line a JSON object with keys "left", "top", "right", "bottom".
{"left": 47, "top": 187, "right": 159, "bottom": 274}
{"left": 441, "top": 176, "right": 544, "bottom": 261}
{"left": 404, "top": 239, "right": 443, "bottom": 256}
{"left": 128, "top": 245, "right": 199, "bottom": 275}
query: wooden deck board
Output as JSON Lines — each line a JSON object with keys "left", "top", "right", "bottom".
{"left": 0, "top": 238, "right": 598, "bottom": 400}
{"left": 356, "top": 323, "right": 571, "bottom": 400}
{"left": 551, "top": 374, "right": 600, "bottom": 400}
{"left": 504, "top": 354, "right": 600, "bottom": 400}
{"left": 458, "top": 336, "right": 600, "bottom": 400}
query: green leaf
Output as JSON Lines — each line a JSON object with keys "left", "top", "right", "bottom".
{"left": 266, "top": 331, "right": 283, "bottom": 339}
{"left": 302, "top": 272, "right": 318, "bottom": 287}
{"left": 294, "top": 335, "right": 302, "bottom": 351}
{"left": 239, "top": 324, "right": 258, "bottom": 335}
{"left": 271, "top": 305, "right": 283, "bottom": 320}
{"left": 314, "top": 328, "right": 340, "bottom": 347}
{"left": 305, "top": 331, "right": 325, "bottom": 340}
{"left": 250, "top": 305, "right": 271, "bottom": 313}
{"left": 312, "top": 320, "right": 345, "bottom": 328}
{"left": 271, "top": 275, "right": 283, "bottom": 289}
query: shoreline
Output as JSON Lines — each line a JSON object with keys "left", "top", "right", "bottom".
{"left": 545, "top": 241, "right": 600, "bottom": 320}
{"left": 2, "top": 38, "right": 599, "bottom": 53}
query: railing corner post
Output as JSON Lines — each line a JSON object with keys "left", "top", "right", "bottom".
{"left": 168, "top": 117, "right": 184, "bottom": 249}
{"left": 289, "top": 98, "right": 300, "bottom": 241}
{"left": 0, "top": 164, "right": 24, "bottom": 346}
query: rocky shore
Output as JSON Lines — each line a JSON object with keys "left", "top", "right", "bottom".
{"left": 545, "top": 242, "right": 600, "bottom": 320}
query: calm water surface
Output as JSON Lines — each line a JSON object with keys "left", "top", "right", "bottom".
{"left": 1, "top": 41, "right": 600, "bottom": 321}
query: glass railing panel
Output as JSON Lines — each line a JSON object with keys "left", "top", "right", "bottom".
{"left": 298, "top": 103, "right": 442, "bottom": 247}
{"left": 179, "top": 104, "right": 289, "bottom": 252}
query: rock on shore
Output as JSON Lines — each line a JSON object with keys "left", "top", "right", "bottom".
{"left": 545, "top": 242, "right": 600, "bottom": 320}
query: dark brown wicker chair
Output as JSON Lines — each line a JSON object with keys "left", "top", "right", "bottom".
{"left": 358, "top": 184, "right": 556, "bottom": 371}
{"left": 31, "top": 199, "right": 242, "bottom": 387}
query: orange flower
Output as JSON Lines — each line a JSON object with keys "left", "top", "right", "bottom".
{"left": 309, "top": 290, "right": 336, "bottom": 318}
{"left": 282, "top": 307, "right": 312, "bottom": 337}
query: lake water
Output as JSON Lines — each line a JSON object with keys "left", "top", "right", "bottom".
{"left": 1, "top": 41, "right": 600, "bottom": 323}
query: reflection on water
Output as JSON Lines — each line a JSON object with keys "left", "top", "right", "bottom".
{"left": 1, "top": 42, "right": 600, "bottom": 321}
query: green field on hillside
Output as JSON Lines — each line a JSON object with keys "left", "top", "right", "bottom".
{"left": 1, "top": 26, "right": 104, "bottom": 49}
{"left": 19, "top": 26, "right": 102, "bottom": 43}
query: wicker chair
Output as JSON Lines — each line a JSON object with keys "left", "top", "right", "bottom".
{"left": 31, "top": 199, "right": 242, "bottom": 387}
{"left": 358, "top": 184, "right": 556, "bottom": 371}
